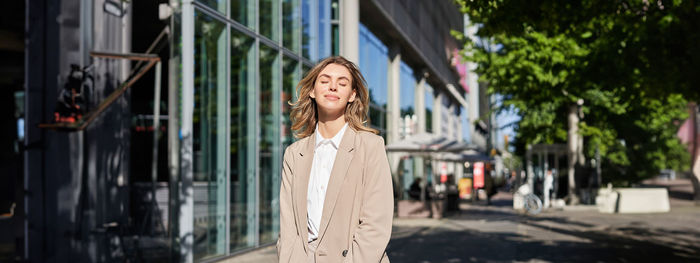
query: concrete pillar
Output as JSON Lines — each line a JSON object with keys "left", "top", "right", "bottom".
{"left": 386, "top": 46, "right": 401, "bottom": 190}
{"left": 416, "top": 73, "right": 426, "bottom": 133}
{"left": 468, "top": 65, "right": 479, "bottom": 143}
{"left": 457, "top": 106, "right": 464, "bottom": 142}
{"left": 387, "top": 45, "right": 401, "bottom": 144}
{"left": 180, "top": 1, "right": 195, "bottom": 262}
{"left": 339, "top": 0, "right": 359, "bottom": 64}
{"left": 433, "top": 91, "right": 443, "bottom": 137}
{"left": 526, "top": 145, "right": 534, "bottom": 188}
{"left": 447, "top": 103, "right": 455, "bottom": 140}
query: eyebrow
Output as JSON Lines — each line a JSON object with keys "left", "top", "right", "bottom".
{"left": 318, "top": 74, "right": 350, "bottom": 82}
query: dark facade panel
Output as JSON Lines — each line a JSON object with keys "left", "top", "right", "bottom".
{"left": 25, "top": 1, "right": 132, "bottom": 262}
{"left": 360, "top": 0, "right": 463, "bottom": 93}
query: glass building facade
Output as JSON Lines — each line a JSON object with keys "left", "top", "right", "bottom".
{"left": 174, "top": 0, "right": 334, "bottom": 260}
{"left": 358, "top": 23, "right": 388, "bottom": 137}
{"left": 172, "top": 1, "right": 467, "bottom": 261}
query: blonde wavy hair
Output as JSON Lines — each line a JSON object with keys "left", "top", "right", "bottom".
{"left": 289, "top": 56, "right": 379, "bottom": 139}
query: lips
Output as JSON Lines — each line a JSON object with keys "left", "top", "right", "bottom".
{"left": 324, "top": 94, "right": 340, "bottom": 101}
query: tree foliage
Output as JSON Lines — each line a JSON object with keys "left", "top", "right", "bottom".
{"left": 454, "top": 0, "right": 695, "bottom": 184}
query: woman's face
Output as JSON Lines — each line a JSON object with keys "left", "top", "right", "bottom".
{"left": 310, "top": 63, "right": 356, "bottom": 116}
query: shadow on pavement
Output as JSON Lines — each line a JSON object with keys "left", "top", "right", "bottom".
{"left": 388, "top": 197, "right": 700, "bottom": 263}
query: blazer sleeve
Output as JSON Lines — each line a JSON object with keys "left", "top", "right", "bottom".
{"left": 352, "top": 136, "right": 394, "bottom": 262}
{"left": 277, "top": 147, "right": 296, "bottom": 262}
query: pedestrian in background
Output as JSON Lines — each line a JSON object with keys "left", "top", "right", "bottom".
{"left": 544, "top": 170, "right": 554, "bottom": 208}
{"left": 277, "top": 56, "right": 393, "bottom": 263}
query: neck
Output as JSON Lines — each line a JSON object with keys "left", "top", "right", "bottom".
{"left": 317, "top": 110, "right": 346, "bottom": 139}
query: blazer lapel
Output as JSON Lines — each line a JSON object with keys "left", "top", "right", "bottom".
{"left": 295, "top": 132, "right": 316, "bottom": 251}
{"left": 317, "top": 127, "right": 357, "bottom": 241}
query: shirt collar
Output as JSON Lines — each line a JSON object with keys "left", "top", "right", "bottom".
{"left": 315, "top": 122, "right": 349, "bottom": 149}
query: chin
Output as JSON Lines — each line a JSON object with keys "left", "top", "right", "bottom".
{"left": 317, "top": 105, "right": 346, "bottom": 116}
{"left": 319, "top": 102, "right": 346, "bottom": 111}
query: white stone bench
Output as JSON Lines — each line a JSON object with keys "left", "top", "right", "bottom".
{"left": 597, "top": 186, "right": 670, "bottom": 213}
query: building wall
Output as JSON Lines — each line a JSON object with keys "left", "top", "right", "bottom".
{"left": 353, "top": 0, "right": 470, "bottom": 204}
{"left": 25, "top": 0, "right": 132, "bottom": 262}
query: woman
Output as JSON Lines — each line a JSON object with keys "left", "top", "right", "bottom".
{"left": 277, "top": 56, "right": 393, "bottom": 263}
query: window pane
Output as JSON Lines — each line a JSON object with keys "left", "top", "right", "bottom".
{"left": 231, "top": 0, "right": 255, "bottom": 29}
{"left": 462, "top": 106, "right": 470, "bottom": 142}
{"left": 359, "top": 23, "right": 388, "bottom": 135}
{"left": 331, "top": 0, "right": 339, "bottom": 20}
{"left": 230, "top": 29, "right": 256, "bottom": 252}
{"left": 425, "top": 84, "right": 433, "bottom": 133}
{"left": 282, "top": 57, "right": 299, "bottom": 149}
{"left": 259, "top": 44, "right": 281, "bottom": 244}
{"left": 399, "top": 62, "right": 415, "bottom": 137}
{"left": 301, "top": 0, "right": 312, "bottom": 59}
{"left": 359, "top": 23, "right": 388, "bottom": 107}
{"left": 318, "top": 0, "right": 331, "bottom": 60}
{"left": 283, "top": 0, "right": 300, "bottom": 52}
{"left": 302, "top": 64, "right": 311, "bottom": 77}
{"left": 260, "top": 0, "right": 280, "bottom": 41}
{"left": 331, "top": 24, "right": 339, "bottom": 56}
{"left": 193, "top": 11, "right": 227, "bottom": 261}
{"left": 441, "top": 95, "right": 450, "bottom": 136}
{"left": 197, "top": 0, "right": 226, "bottom": 14}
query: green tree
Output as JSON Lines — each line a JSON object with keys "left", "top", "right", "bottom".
{"left": 454, "top": 0, "right": 692, "bottom": 191}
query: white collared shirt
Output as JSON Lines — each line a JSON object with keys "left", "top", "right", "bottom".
{"left": 307, "top": 122, "right": 348, "bottom": 241}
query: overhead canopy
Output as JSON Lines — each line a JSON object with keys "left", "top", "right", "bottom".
{"left": 386, "top": 133, "right": 490, "bottom": 162}
{"left": 385, "top": 132, "right": 446, "bottom": 153}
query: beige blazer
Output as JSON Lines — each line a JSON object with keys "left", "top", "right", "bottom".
{"left": 277, "top": 127, "right": 394, "bottom": 263}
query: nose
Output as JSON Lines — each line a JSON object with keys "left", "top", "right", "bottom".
{"left": 329, "top": 81, "right": 338, "bottom": 92}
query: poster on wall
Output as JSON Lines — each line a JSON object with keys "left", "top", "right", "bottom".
{"left": 474, "top": 162, "right": 484, "bottom": 188}
{"left": 458, "top": 178, "right": 472, "bottom": 199}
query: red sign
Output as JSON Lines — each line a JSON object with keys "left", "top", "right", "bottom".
{"left": 473, "top": 162, "right": 484, "bottom": 188}
{"left": 440, "top": 162, "right": 448, "bottom": 183}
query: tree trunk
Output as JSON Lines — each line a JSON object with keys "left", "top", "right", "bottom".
{"left": 693, "top": 154, "right": 700, "bottom": 203}
{"left": 690, "top": 103, "right": 700, "bottom": 204}
{"left": 568, "top": 104, "right": 580, "bottom": 205}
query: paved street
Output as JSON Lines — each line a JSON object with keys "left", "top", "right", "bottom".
{"left": 228, "top": 190, "right": 700, "bottom": 263}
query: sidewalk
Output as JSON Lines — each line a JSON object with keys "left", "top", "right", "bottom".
{"left": 227, "top": 189, "right": 700, "bottom": 262}
{"left": 224, "top": 218, "right": 439, "bottom": 263}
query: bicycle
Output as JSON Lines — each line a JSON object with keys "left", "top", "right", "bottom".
{"left": 513, "top": 184, "right": 542, "bottom": 215}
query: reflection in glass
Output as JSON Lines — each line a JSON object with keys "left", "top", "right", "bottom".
{"left": 400, "top": 62, "right": 415, "bottom": 117}
{"left": 301, "top": 0, "right": 312, "bottom": 59}
{"left": 332, "top": 23, "right": 339, "bottom": 56}
{"left": 318, "top": 0, "right": 331, "bottom": 60}
{"left": 260, "top": 0, "right": 280, "bottom": 41}
{"left": 193, "top": 11, "right": 226, "bottom": 261}
{"left": 197, "top": 0, "right": 226, "bottom": 14}
{"left": 230, "top": 30, "right": 255, "bottom": 252}
{"left": 302, "top": 64, "right": 311, "bottom": 78}
{"left": 425, "top": 84, "right": 434, "bottom": 133}
{"left": 231, "top": 0, "right": 255, "bottom": 29}
{"left": 331, "top": 0, "right": 339, "bottom": 19}
{"left": 398, "top": 157, "right": 416, "bottom": 200}
{"left": 399, "top": 62, "right": 416, "bottom": 137}
{"left": 359, "top": 23, "right": 388, "bottom": 135}
{"left": 282, "top": 57, "right": 299, "bottom": 150}
{"left": 461, "top": 106, "right": 470, "bottom": 142}
{"left": 283, "top": 0, "right": 300, "bottom": 52}
{"left": 331, "top": 0, "right": 339, "bottom": 55}
{"left": 259, "top": 44, "right": 281, "bottom": 244}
